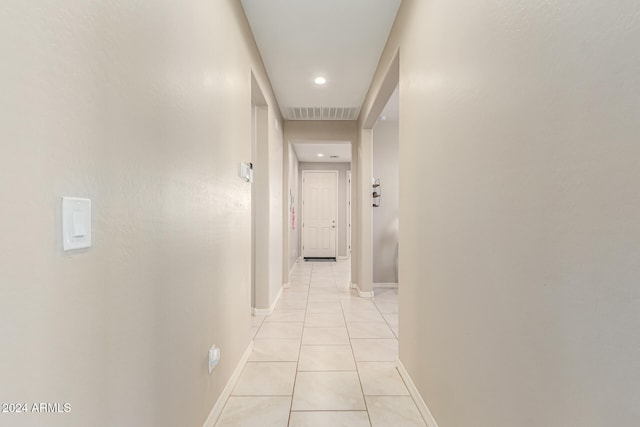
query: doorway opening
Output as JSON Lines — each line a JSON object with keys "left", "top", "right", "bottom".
{"left": 290, "top": 141, "right": 352, "bottom": 265}
{"left": 359, "top": 49, "right": 399, "bottom": 337}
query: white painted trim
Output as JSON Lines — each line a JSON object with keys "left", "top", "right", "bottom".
{"left": 202, "top": 340, "right": 255, "bottom": 427}
{"left": 337, "top": 256, "right": 350, "bottom": 260}
{"left": 251, "top": 285, "right": 283, "bottom": 316}
{"left": 356, "top": 283, "right": 374, "bottom": 298}
{"left": 373, "top": 282, "right": 398, "bottom": 288}
{"left": 283, "top": 282, "right": 290, "bottom": 289}
{"left": 347, "top": 170, "right": 352, "bottom": 259}
{"left": 349, "top": 281, "right": 357, "bottom": 289}
{"left": 397, "top": 360, "right": 440, "bottom": 427}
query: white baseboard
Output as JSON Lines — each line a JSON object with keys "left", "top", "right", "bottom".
{"left": 203, "top": 340, "right": 254, "bottom": 427}
{"left": 337, "top": 255, "right": 350, "bottom": 260}
{"left": 349, "top": 281, "right": 357, "bottom": 289}
{"left": 251, "top": 286, "right": 283, "bottom": 316}
{"left": 373, "top": 282, "right": 398, "bottom": 288}
{"left": 356, "top": 283, "right": 374, "bottom": 298}
{"left": 397, "top": 360, "right": 439, "bottom": 427}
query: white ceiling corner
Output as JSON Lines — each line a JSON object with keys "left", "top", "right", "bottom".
{"left": 241, "top": 0, "right": 401, "bottom": 120}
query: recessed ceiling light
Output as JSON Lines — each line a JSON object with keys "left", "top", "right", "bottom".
{"left": 314, "top": 76, "right": 327, "bottom": 85}
{"left": 317, "top": 153, "right": 324, "bottom": 157}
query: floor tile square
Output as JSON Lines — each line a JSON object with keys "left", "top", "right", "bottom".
{"left": 307, "top": 293, "right": 341, "bottom": 302}
{"left": 298, "top": 345, "right": 356, "bottom": 371}
{"left": 342, "top": 299, "right": 377, "bottom": 311}
{"left": 305, "top": 313, "right": 345, "bottom": 328}
{"left": 276, "top": 298, "right": 308, "bottom": 310}
{"left": 215, "top": 397, "right": 291, "bottom": 427}
{"left": 306, "top": 302, "right": 343, "bottom": 313}
{"left": 265, "top": 310, "right": 306, "bottom": 322}
{"left": 366, "top": 396, "right": 427, "bottom": 427}
{"left": 289, "top": 411, "right": 371, "bottom": 427}
{"left": 255, "top": 322, "right": 303, "bottom": 339}
{"left": 249, "top": 339, "right": 300, "bottom": 362}
{"left": 344, "top": 309, "right": 385, "bottom": 322}
{"left": 302, "top": 327, "right": 350, "bottom": 345}
{"left": 350, "top": 339, "right": 398, "bottom": 362}
{"left": 357, "top": 362, "right": 409, "bottom": 395}
{"left": 232, "top": 362, "right": 297, "bottom": 396}
{"left": 310, "top": 282, "right": 337, "bottom": 288}
{"left": 347, "top": 322, "right": 395, "bottom": 339}
{"left": 292, "top": 371, "right": 366, "bottom": 410}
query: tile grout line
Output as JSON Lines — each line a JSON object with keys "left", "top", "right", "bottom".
{"left": 339, "top": 262, "right": 374, "bottom": 427}
{"left": 287, "top": 261, "right": 312, "bottom": 426}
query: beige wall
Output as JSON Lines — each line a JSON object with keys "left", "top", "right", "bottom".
{"left": 363, "top": 0, "right": 640, "bottom": 426}
{"left": 372, "top": 121, "right": 399, "bottom": 284}
{"left": 0, "top": 1, "right": 280, "bottom": 426}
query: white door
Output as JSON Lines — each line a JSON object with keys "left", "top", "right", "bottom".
{"left": 302, "top": 171, "right": 338, "bottom": 258}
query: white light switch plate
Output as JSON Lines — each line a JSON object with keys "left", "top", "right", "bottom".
{"left": 208, "top": 345, "right": 221, "bottom": 374}
{"left": 239, "top": 162, "right": 253, "bottom": 183}
{"left": 62, "top": 197, "right": 92, "bottom": 251}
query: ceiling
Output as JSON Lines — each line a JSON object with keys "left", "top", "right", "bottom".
{"left": 292, "top": 142, "right": 352, "bottom": 163}
{"left": 241, "top": 0, "right": 401, "bottom": 121}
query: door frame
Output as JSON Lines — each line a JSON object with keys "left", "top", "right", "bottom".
{"left": 251, "top": 71, "right": 269, "bottom": 313}
{"left": 347, "top": 170, "right": 352, "bottom": 258}
{"left": 301, "top": 170, "right": 339, "bottom": 259}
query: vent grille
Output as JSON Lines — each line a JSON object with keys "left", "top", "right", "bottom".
{"left": 285, "top": 106, "right": 360, "bottom": 121}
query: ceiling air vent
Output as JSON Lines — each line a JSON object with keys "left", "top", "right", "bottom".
{"left": 285, "top": 106, "right": 360, "bottom": 121}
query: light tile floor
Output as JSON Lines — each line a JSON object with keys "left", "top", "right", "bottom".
{"left": 216, "top": 260, "right": 427, "bottom": 427}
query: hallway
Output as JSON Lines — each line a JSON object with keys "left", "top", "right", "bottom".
{"left": 3, "top": 1, "right": 639, "bottom": 425}
{"left": 216, "top": 261, "right": 421, "bottom": 426}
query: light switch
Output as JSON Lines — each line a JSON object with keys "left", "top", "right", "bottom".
{"left": 63, "top": 197, "right": 92, "bottom": 251}
{"left": 239, "top": 162, "right": 254, "bottom": 183}
{"left": 72, "top": 210, "right": 86, "bottom": 237}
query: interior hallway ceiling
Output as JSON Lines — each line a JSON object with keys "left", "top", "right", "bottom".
{"left": 240, "top": 0, "right": 401, "bottom": 121}
{"left": 292, "top": 142, "right": 352, "bottom": 163}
